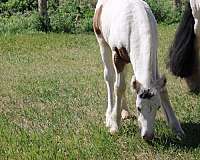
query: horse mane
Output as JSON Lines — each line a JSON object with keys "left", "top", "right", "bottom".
{"left": 168, "top": 2, "right": 196, "bottom": 78}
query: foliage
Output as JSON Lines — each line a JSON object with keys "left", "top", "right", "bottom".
{"left": 0, "top": 0, "right": 94, "bottom": 33}
{"left": 49, "top": 1, "right": 94, "bottom": 33}
{"left": 146, "top": 0, "right": 183, "bottom": 24}
{"left": 0, "top": 0, "right": 37, "bottom": 16}
{"left": 0, "top": 12, "right": 43, "bottom": 34}
{"left": 0, "top": 0, "right": 185, "bottom": 33}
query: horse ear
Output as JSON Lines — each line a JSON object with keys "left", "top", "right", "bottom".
{"left": 131, "top": 76, "right": 141, "bottom": 93}
{"left": 153, "top": 75, "right": 167, "bottom": 91}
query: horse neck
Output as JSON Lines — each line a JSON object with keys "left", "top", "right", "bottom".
{"left": 129, "top": 3, "right": 159, "bottom": 89}
{"left": 131, "top": 50, "right": 159, "bottom": 89}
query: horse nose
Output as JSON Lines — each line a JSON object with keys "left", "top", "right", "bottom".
{"left": 142, "top": 133, "right": 154, "bottom": 141}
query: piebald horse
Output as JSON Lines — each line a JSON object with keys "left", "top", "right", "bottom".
{"left": 169, "top": 0, "right": 200, "bottom": 91}
{"left": 94, "top": 0, "right": 184, "bottom": 140}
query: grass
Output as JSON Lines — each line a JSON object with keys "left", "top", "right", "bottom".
{"left": 0, "top": 25, "right": 200, "bottom": 159}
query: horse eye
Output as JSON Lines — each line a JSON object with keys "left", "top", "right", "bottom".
{"left": 137, "top": 107, "right": 141, "bottom": 112}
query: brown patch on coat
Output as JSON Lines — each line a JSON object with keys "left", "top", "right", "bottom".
{"left": 93, "top": 5, "right": 103, "bottom": 35}
{"left": 114, "top": 47, "right": 130, "bottom": 73}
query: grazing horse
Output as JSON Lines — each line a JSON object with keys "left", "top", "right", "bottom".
{"left": 169, "top": 0, "right": 200, "bottom": 91}
{"left": 93, "top": 0, "right": 184, "bottom": 140}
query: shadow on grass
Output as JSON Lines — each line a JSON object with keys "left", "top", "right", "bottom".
{"left": 189, "top": 89, "right": 200, "bottom": 96}
{"left": 152, "top": 121, "right": 200, "bottom": 149}
{"left": 117, "top": 117, "right": 200, "bottom": 149}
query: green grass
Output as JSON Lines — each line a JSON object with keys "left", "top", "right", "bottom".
{"left": 1, "top": 25, "right": 200, "bottom": 159}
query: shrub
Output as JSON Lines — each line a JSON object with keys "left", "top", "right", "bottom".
{"left": 0, "top": 0, "right": 185, "bottom": 34}
{"left": 146, "top": 0, "right": 183, "bottom": 24}
{"left": 78, "top": 4, "right": 94, "bottom": 32}
{"left": 50, "top": 1, "right": 94, "bottom": 33}
{"left": 0, "top": 0, "right": 37, "bottom": 16}
{"left": 0, "top": 12, "right": 43, "bottom": 34}
{"left": 50, "top": 1, "right": 78, "bottom": 33}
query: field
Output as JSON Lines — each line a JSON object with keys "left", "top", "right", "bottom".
{"left": 1, "top": 25, "right": 200, "bottom": 160}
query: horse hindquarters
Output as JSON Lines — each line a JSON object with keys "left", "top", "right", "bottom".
{"left": 169, "top": 2, "right": 196, "bottom": 78}
{"left": 185, "top": 0, "right": 200, "bottom": 91}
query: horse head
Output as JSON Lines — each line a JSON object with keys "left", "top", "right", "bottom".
{"left": 132, "top": 75, "right": 167, "bottom": 140}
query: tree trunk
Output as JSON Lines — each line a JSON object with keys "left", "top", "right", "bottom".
{"left": 38, "top": 0, "right": 49, "bottom": 32}
{"left": 38, "top": 0, "right": 47, "bottom": 17}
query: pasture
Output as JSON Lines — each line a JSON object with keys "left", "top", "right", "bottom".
{"left": 0, "top": 25, "right": 200, "bottom": 159}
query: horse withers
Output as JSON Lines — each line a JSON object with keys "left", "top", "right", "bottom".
{"left": 94, "top": 0, "right": 184, "bottom": 140}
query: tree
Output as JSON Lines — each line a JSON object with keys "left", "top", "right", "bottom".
{"left": 38, "top": 0, "right": 49, "bottom": 32}
{"left": 38, "top": 0, "right": 47, "bottom": 17}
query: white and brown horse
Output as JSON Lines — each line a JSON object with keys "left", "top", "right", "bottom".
{"left": 169, "top": 0, "right": 200, "bottom": 91}
{"left": 94, "top": 0, "right": 184, "bottom": 140}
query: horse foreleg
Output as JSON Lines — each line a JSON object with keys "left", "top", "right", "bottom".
{"left": 119, "top": 66, "right": 130, "bottom": 120}
{"left": 109, "top": 69, "right": 126, "bottom": 134}
{"left": 159, "top": 88, "right": 185, "bottom": 138}
{"left": 108, "top": 49, "right": 128, "bottom": 134}
{"left": 98, "top": 41, "right": 115, "bottom": 128}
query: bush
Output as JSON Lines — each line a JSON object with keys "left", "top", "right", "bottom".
{"left": 0, "top": 12, "right": 43, "bottom": 34}
{"left": 0, "top": 0, "right": 37, "bottom": 16}
{"left": 146, "top": 0, "right": 183, "bottom": 24}
{"left": 0, "top": 0, "right": 94, "bottom": 34}
{"left": 78, "top": 5, "right": 94, "bottom": 32}
{"left": 0, "top": 0, "right": 185, "bottom": 34}
{"left": 50, "top": 1, "right": 94, "bottom": 33}
{"left": 50, "top": 1, "right": 78, "bottom": 33}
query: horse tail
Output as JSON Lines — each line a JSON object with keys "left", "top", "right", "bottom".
{"left": 168, "top": 2, "right": 196, "bottom": 78}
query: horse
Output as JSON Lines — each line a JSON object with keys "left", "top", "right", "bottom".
{"left": 93, "top": 0, "right": 184, "bottom": 140}
{"left": 169, "top": 0, "right": 200, "bottom": 92}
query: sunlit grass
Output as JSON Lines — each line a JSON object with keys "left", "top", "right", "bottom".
{"left": 0, "top": 25, "right": 200, "bottom": 159}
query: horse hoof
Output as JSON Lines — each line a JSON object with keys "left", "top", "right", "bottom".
{"left": 106, "top": 121, "right": 111, "bottom": 128}
{"left": 105, "top": 116, "right": 111, "bottom": 128}
{"left": 109, "top": 121, "right": 119, "bottom": 135}
{"left": 109, "top": 127, "right": 119, "bottom": 135}
{"left": 121, "top": 109, "right": 130, "bottom": 120}
{"left": 176, "top": 131, "right": 185, "bottom": 140}
{"left": 174, "top": 129, "right": 185, "bottom": 140}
